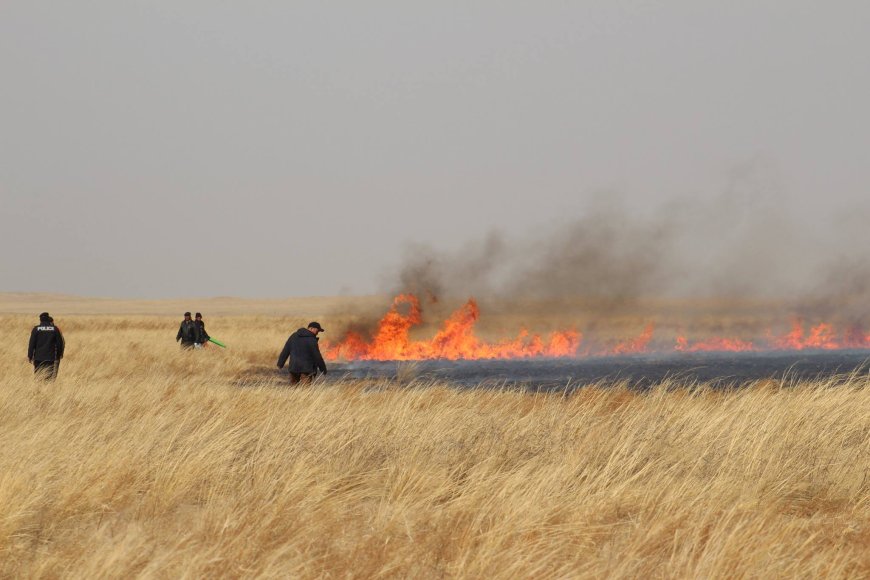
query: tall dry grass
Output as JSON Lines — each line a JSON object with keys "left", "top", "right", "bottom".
{"left": 0, "top": 309, "right": 868, "bottom": 578}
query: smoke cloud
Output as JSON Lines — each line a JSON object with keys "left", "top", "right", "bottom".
{"left": 385, "top": 182, "right": 870, "bottom": 324}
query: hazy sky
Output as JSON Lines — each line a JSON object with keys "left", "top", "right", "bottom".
{"left": 2, "top": 2, "right": 869, "bottom": 298}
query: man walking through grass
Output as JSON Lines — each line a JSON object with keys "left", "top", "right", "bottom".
{"left": 176, "top": 312, "right": 197, "bottom": 349}
{"left": 277, "top": 322, "right": 328, "bottom": 384}
{"left": 28, "top": 312, "right": 65, "bottom": 381}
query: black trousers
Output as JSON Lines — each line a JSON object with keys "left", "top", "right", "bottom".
{"left": 34, "top": 360, "right": 58, "bottom": 381}
{"left": 289, "top": 372, "right": 313, "bottom": 385}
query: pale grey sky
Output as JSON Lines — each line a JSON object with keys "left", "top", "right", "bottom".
{"left": 2, "top": 2, "right": 869, "bottom": 297}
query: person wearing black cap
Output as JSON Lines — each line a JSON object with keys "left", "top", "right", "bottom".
{"left": 194, "top": 312, "right": 210, "bottom": 348}
{"left": 277, "top": 322, "right": 328, "bottom": 384}
{"left": 28, "top": 312, "right": 65, "bottom": 381}
{"left": 176, "top": 312, "right": 197, "bottom": 349}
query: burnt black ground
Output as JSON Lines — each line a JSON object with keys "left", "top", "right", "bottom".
{"left": 330, "top": 351, "right": 870, "bottom": 390}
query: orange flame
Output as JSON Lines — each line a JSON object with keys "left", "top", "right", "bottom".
{"left": 843, "top": 325, "right": 870, "bottom": 348}
{"left": 324, "top": 294, "right": 581, "bottom": 361}
{"left": 770, "top": 320, "right": 842, "bottom": 350}
{"left": 324, "top": 295, "right": 870, "bottom": 361}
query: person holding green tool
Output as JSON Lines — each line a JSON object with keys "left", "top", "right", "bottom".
{"left": 194, "top": 312, "right": 209, "bottom": 348}
{"left": 194, "top": 312, "right": 226, "bottom": 348}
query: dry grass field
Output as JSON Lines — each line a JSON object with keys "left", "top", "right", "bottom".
{"left": 1, "top": 294, "right": 869, "bottom": 578}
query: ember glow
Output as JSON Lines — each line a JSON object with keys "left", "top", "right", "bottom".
{"left": 674, "top": 336, "right": 756, "bottom": 353}
{"left": 323, "top": 295, "right": 870, "bottom": 361}
{"left": 607, "top": 324, "right": 655, "bottom": 356}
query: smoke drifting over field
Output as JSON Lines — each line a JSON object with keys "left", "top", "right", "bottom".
{"left": 390, "top": 192, "right": 870, "bottom": 319}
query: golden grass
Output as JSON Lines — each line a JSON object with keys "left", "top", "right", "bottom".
{"left": 1, "top": 299, "right": 869, "bottom": 578}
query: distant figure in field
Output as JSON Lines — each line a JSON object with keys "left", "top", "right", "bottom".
{"left": 277, "top": 322, "right": 328, "bottom": 384}
{"left": 176, "top": 312, "right": 197, "bottom": 349}
{"left": 28, "top": 312, "right": 65, "bottom": 381}
{"left": 194, "top": 312, "right": 210, "bottom": 348}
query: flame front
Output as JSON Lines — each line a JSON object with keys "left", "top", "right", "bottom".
{"left": 324, "top": 294, "right": 581, "bottom": 361}
{"left": 324, "top": 295, "right": 870, "bottom": 361}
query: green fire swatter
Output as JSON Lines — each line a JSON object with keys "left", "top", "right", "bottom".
{"left": 208, "top": 337, "right": 227, "bottom": 348}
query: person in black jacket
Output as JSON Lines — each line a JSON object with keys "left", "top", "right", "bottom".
{"left": 277, "top": 322, "right": 327, "bottom": 384}
{"left": 176, "top": 312, "right": 197, "bottom": 349}
{"left": 194, "top": 312, "right": 210, "bottom": 348}
{"left": 28, "top": 312, "right": 65, "bottom": 381}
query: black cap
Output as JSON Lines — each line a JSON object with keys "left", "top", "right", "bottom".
{"left": 307, "top": 321, "right": 325, "bottom": 332}
{"left": 195, "top": 312, "right": 202, "bottom": 318}
{"left": 39, "top": 312, "right": 50, "bottom": 321}
{"left": 184, "top": 312, "right": 192, "bottom": 317}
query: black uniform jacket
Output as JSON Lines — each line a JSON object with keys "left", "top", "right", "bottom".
{"left": 177, "top": 320, "right": 197, "bottom": 344}
{"left": 195, "top": 320, "right": 210, "bottom": 343}
{"left": 28, "top": 324, "right": 65, "bottom": 361}
{"left": 277, "top": 328, "right": 327, "bottom": 375}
